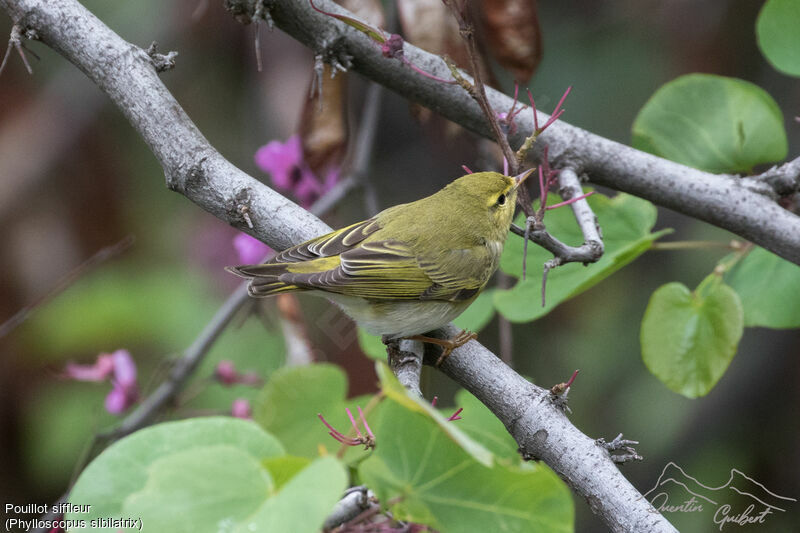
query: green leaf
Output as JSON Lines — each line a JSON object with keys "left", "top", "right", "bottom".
{"left": 641, "top": 275, "right": 744, "bottom": 398}
{"left": 496, "top": 192, "right": 668, "bottom": 322}
{"left": 725, "top": 247, "right": 800, "bottom": 328}
{"left": 233, "top": 456, "right": 347, "bottom": 533}
{"left": 375, "top": 362, "right": 494, "bottom": 467}
{"left": 451, "top": 390, "right": 521, "bottom": 466}
{"left": 67, "top": 417, "right": 285, "bottom": 532}
{"left": 757, "top": 0, "right": 800, "bottom": 77}
{"left": 120, "top": 446, "right": 273, "bottom": 532}
{"left": 253, "top": 364, "right": 345, "bottom": 458}
{"left": 252, "top": 364, "right": 373, "bottom": 459}
{"left": 453, "top": 288, "right": 496, "bottom": 332}
{"left": 263, "top": 455, "right": 312, "bottom": 490}
{"left": 358, "top": 328, "right": 387, "bottom": 360}
{"left": 359, "top": 400, "right": 574, "bottom": 532}
{"left": 632, "top": 73, "right": 787, "bottom": 173}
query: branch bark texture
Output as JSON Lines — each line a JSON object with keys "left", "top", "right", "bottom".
{"left": 432, "top": 324, "right": 673, "bottom": 532}
{"left": 0, "top": 0, "right": 683, "bottom": 531}
{"left": 239, "top": 0, "right": 800, "bottom": 265}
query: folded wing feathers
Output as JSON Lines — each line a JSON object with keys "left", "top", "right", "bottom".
{"left": 228, "top": 219, "right": 481, "bottom": 301}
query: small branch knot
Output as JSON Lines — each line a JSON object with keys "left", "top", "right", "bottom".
{"left": 146, "top": 42, "right": 178, "bottom": 72}
{"left": 1, "top": 24, "right": 39, "bottom": 76}
{"left": 597, "top": 433, "right": 643, "bottom": 464}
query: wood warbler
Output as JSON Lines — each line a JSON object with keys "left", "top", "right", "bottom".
{"left": 227, "top": 170, "right": 532, "bottom": 364}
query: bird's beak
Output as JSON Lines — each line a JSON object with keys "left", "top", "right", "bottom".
{"left": 513, "top": 168, "right": 535, "bottom": 189}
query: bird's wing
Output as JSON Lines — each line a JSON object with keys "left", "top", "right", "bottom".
{"left": 264, "top": 239, "right": 429, "bottom": 299}
{"left": 229, "top": 217, "right": 486, "bottom": 301}
{"left": 415, "top": 246, "right": 493, "bottom": 301}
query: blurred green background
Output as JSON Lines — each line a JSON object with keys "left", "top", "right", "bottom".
{"left": 1, "top": 1, "right": 798, "bottom": 531}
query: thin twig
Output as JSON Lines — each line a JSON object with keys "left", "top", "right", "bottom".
{"left": 350, "top": 82, "right": 383, "bottom": 214}
{"left": 0, "top": 24, "right": 34, "bottom": 76}
{"left": 441, "top": 0, "right": 534, "bottom": 215}
{"left": 510, "top": 167, "right": 604, "bottom": 305}
{"left": 650, "top": 240, "right": 740, "bottom": 251}
{"left": 0, "top": 236, "right": 135, "bottom": 338}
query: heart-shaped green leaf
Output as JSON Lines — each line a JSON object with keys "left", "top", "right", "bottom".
{"left": 632, "top": 73, "right": 787, "bottom": 173}
{"left": 359, "top": 400, "right": 573, "bottom": 532}
{"left": 67, "top": 417, "right": 286, "bottom": 532}
{"left": 252, "top": 363, "right": 372, "bottom": 459}
{"left": 641, "top": 275, "right": 743, "bottom": 398}
{"left": 725, "top": 247, "right": 800, "bottom": 328}
{"left": 757, "top": 0, "right": 800, "bottom": 77}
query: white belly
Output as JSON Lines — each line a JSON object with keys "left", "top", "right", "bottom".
{"left": 318, "top": 292, "right": 473, "bottom": 338}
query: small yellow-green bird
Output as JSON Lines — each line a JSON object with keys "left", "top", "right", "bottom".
{"left": 227, "top": 170, "right": 532, "bottom": 364}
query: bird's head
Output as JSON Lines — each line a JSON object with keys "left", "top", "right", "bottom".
{"left": 445, "top": 170, "right": 533, "bottom": 240}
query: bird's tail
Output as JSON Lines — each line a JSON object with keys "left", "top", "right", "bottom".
{"left": 225, "top": 264, "right": 305, "bottom": 297}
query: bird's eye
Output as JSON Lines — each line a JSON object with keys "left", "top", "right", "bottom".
{"left": 497, "top": 194, "right": 506, "bottom": 206}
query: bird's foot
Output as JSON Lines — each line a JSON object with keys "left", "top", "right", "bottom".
{"left": 407, "top": 329, "right": 477, "bottom": 367}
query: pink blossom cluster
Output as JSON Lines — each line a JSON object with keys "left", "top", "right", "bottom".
{"left": 63, "top": 349, "right": 139, "bottom": 414}
{"left": 254, "top": 134, "right": 339, "bottom": 208}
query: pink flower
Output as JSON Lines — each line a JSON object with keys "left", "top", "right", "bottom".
{"left": 64, "top": 354, "right": 114, "bottom": 382}
{"left": 64, "top": 350, "right": 139, "bottom": 415}
{"left": 233, "top": 233, "right": 272, "bottom": 264}
{"left": 111, "top": 349, "right": 137, "bottom": 388}
{"left": 254, "top": 135, "right": 340, "bottom": 208}
{"left": 104, "top": 350, "right": 139, "bottom": 415}
{"left": 214, "top": 360, "right": 263, "bottom": 387}
{"left": 254, "top": 135, "right": 303, "bottom": 190}
{"left": 215, "top": 360, "right": 238, "bottom": 385}
{"left": 293, "top": 172, "right": 324, "bottom": 207}
{"left": 231, "top": 399, "right": 252, "bottom": 419}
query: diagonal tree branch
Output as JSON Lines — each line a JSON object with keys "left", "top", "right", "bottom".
{"left": 223, "top": 0, "right": 800, "bottom": 266}
{"left": 0, "top": 0, "right": 679, "bottom": 530}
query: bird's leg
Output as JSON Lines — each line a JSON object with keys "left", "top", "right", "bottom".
{"left": 406, "top": 329, "right": 477, "bottom": 367}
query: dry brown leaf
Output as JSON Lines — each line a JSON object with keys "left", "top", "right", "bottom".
{"left": 299, "top": 64, "right": 348, "bottom": 176}
{"left": 480, "top": 0, "right": 542, "bottom": 82}
{"left": 298, "top": 1, "right": 384, "bottom": 176}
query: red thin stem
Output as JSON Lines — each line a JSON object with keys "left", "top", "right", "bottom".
{"left": 527, "top": 89, "right": 539, "bottom": 132}
{"left": 565, "top": 369, "right": 580, "bottom": 389}
{"left": 345, "top": 407, "right": 363, "bottom": 439}
{"left": 357, "top": 406, "right": 374, "bottom": 439}
{"left": 538, "top": 165, "right": 546, "bottom": 206}
{"left": 447, "top": 407, "right": 464, "bottom": 421}
{"left": 546, "top": 191, "right": 596, "bottom": 210}
{"left": 309, "top": 0, "right": 334, "bottom": 17}
{"left": 401, "top": 57, "right": 457, "bottom": 84}
{"left": 461, "top": 165, "right": 473, "bottom": 174}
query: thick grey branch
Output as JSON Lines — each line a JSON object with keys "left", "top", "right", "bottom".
{"left": 238, "top": 0, "right": 800, "bottom": 265}
{"left": 0, "top": 0, "right": 674, "bottom": 530}
{"left": 431, "top": 325, "right": 675, "bottom": 532}
{"left": 384, "top": 338, "right": 424, "bottom": 398}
